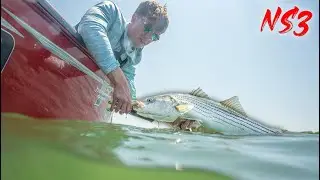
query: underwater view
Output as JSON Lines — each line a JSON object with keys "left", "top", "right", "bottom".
{"left": 2, "top": 113, "right": 319, "bottom": 180}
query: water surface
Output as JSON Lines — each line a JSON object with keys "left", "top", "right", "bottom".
{"left": 1, "top": 113, "right": 318, "bottom": 180}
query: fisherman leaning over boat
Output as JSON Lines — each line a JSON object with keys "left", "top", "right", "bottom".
{"left": 76, "top": 0, "right": 168, "bottom": 115}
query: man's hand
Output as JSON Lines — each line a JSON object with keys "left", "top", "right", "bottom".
{"left": 170, "top": 118, "right": 201, "bottom": 131}
{"left": 107, "top": 68, "right": 132, "bottom": 114}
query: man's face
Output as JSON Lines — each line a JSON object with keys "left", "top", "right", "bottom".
{"left": 128, "top": 14, "right": 166, "bottom": 48}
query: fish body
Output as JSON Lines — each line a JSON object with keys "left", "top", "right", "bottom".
{"left": 133, "top": 88, "right": 284, "bottom": 135}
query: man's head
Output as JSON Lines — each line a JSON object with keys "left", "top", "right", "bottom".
{"left": 128, "top": 1, "right": 169, "bottom": 48}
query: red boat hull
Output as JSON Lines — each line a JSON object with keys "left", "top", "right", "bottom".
{"left": 1, "top": 0, "right": 111, "bottom": 121}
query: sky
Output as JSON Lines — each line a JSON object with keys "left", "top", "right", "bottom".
{"left": 48, "top": 0, "right": 319, "bottom": 132}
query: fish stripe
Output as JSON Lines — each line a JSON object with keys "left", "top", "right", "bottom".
{"left": 192, "top": 102, "right": 267, "bottom": 134}
{"left": 191, "top": 96, "right": 278, "bottom": 134}
{"left": 174, "top": 95, "right": 279, "bottom": 134}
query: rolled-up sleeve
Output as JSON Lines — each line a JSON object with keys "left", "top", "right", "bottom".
{"left": 77, "top": 3, "right": 120, "bottom": 74}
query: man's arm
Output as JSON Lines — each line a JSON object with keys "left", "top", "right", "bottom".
{"left": 122, "top": 64, "right": 137, "bottom": 100}
{"left": 77, "top": 2, "right": 119, "bottom": 75}
{"left": 77, "top": 2, "right": 132, "bottom": 114}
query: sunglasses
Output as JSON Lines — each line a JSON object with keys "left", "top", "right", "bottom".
{"left": 143, "top": 23, "right": 160, "bottom": 41}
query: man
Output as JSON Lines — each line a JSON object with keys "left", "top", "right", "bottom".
{"left": 76, "top": 0, "right": 169, "bottom": 114}
{"left": 77, "top": 1, "right": 195, "bottom": 131}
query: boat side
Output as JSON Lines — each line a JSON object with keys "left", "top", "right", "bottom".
{"left": 1, "top": 0, "right": 112, "bottom": 121}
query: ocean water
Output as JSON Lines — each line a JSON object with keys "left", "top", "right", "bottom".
{"left": 1, "top": 113, "right": 319, "bottom": 180}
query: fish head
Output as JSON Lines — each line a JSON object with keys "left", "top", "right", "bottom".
{"left": 132, "top": 94, "right": 193, "bottom": 123}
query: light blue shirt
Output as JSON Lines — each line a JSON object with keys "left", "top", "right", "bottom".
{"left": 76, "top": 1, "right": 143, "bottom": 100}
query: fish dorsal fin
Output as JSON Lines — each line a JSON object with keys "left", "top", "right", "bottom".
{"left": 220, "top": 96, "right": 247, "bottom": 117}
{"left": 190, "top": 87, "right": 210, "bottom": 99}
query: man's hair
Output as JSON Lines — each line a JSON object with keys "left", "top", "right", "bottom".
{"left": 134, "top": 0, "right": 169, "bottom": 33}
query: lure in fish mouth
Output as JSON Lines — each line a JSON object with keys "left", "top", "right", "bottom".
{"left": 132, "top": 88, "right": 284, "bottom": 135}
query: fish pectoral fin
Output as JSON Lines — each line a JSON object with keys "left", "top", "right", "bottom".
{"left": 175, "top": 104, "right": 194, "bottom": 114}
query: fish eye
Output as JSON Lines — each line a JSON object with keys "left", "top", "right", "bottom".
{"left": 146, "top": 98, "right": 154, "bottom": 103}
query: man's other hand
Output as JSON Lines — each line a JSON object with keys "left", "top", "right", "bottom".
{"left": 132, "top": 100, "right": 145, "bottom": 109}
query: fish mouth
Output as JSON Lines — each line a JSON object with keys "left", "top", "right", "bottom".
{"left": 130, "top": 109, "right": 155, "bottom": 122}
{"left": 130, "top": 110, "right": 174, "bottom": 123}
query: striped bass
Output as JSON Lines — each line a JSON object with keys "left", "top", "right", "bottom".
{"left": 132, "top": 88, "right": 284, "bottom": 135}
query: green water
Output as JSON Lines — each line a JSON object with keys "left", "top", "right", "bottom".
{"left": 1, "top": 113, "right": 319, "bottom": 180}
